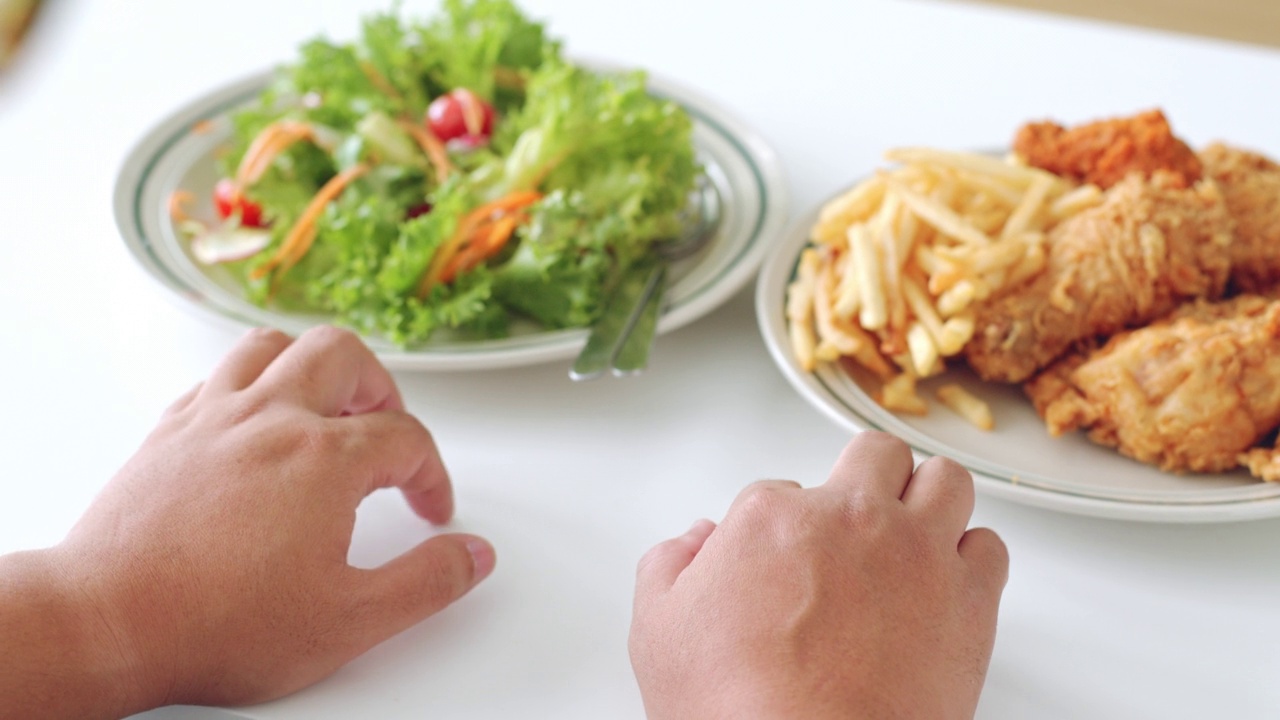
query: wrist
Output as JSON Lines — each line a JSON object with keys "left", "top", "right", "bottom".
{"left": 0, "top": 548, "right": 162, "bottom": 719}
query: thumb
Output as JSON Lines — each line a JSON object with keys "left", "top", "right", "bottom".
{"left": 634, "top": 519, "right": 716, "bottom": 602}
{"left": 359, "top": 533, "right": 496, "bottom": 641}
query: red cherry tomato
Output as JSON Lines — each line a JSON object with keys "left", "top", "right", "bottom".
{"left": 427, "top": 88, "right": 495, "bottom": 144}
{"left": 213, "top": 178, "right": 266, "bottom": 227}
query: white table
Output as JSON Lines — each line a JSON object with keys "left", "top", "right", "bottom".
{"left": 2, "top": 0, "right": 1278, "bottom": 717}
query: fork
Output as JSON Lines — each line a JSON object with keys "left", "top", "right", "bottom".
{"left": 570, "top": 178, "right": 723, "bottom": 380}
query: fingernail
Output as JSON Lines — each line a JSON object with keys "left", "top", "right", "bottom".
{"left": 466, "top": 538, "right": 496, "bottom": 583}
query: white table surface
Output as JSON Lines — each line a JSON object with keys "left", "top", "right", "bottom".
{"left": 2, "top": 0, "right": 1279, "bottom": 718}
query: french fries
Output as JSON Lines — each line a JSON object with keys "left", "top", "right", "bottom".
{"left": 936, "top": 384, "right": 995, "bottom": 431}
{"left": 878, "top": 373, "right": 928, "bottom": 416}
{"left": 788, "top": 147, "right": 1101, "bottom": 426}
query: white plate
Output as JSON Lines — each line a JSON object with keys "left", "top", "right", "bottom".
{"left": 756, "top": 195, "right": 1280, "bottom": 523}
{"left": 114, "top": 66, "right": 788, "bottom": 371}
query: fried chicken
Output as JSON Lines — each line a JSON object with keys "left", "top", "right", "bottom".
{"left": 1198, "top": 143, "right": 1280, "bottom": 293}
{"left": 964, "top": 172, "right": 1235, "bottom": 383}
{"left": 1025, "top": 295, "right": 1280, "bottom": 479}
{"left": 1013, "top": 109, "right": 1202, "bottom": 189}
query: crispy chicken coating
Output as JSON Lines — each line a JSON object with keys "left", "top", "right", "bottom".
{"left": 1025, "top": 295, "right": 1280, "bottom": 479}
{"left": 1013, "top": 109, "right": 1202, "bottom": 189}
{"left": 1199, "top": 143, "right": 1280, "bottom": 293}
{"left": 964, "top": 172, "right": 1235, "bottom": 383}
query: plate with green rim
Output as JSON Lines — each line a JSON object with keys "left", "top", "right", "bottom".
{"left": 755, "top": 192, "right": 1280, "bottom": 523}
{"left": 114, "top": 63, "right": 788, "bottom": 371}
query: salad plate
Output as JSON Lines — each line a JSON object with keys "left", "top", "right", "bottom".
{"left": 115, "top": 65, "right": 787, "bottom": 371}
{"left": 755, "top": 196, "right": 1280, "bottom": 523}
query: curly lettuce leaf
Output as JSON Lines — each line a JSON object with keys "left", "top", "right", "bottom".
{"left": 418, "top": 0, "right": 558, "bottom": 103}
{"left": 213, "top": 0, "right": 701, "bottom": 347}
{"left": 490, "top": 190, "right": 611, "bottom": 327}
{"left": 488, "top": 60, "right": 698, "bottom": 236}
{"left": 483, "top": 61, "right": 700, "bottom": 326}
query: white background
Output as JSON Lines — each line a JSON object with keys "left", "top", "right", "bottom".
{"left": 2, "top": 0, "right": 1279, "bottom": 718}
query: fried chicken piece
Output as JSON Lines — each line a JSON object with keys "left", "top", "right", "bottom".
{"left": 1025, "top": 295, "right": 1280, "bottom": 478}
{"left": 1013, "top": 109, "right": 1202, "bottom": 189}
{"left": 964, "top": 172, "right": 1234, "bottom": 383}
{"left": 1198, "top": 143, "right": 1280, "bottom": 293}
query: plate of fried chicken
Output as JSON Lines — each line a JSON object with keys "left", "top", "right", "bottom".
{"left": 758, "top": 110, "right": 1280, "bottom": 522}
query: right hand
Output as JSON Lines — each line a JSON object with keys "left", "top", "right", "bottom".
{"left": 629, "top": 432, "right": 1009, "bottom": 720}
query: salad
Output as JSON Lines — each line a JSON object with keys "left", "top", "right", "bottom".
{"left": 173, "top": 0, "right": 701, "bottom": 346}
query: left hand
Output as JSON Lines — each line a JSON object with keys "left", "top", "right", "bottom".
{"left": 51, "top": 326, "right": 495, "bottom": 711}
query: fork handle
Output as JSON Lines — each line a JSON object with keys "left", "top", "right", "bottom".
{"left": 611, "top": 263, "right": 667, "bottom": 375}
{"left": 569, "top": 257, "right": 661, "bottom": 380}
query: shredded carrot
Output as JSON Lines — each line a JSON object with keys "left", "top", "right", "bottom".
{"left": 460, "top": 93, "right": 486, "bottom": 137}
{"left": 468, "top": 190, "right": 543, "bottom": 219}
{"left": 479, "top": 213, "right": 527, "bottom": 253}
{"left": 191, "top": 119, "right": 216, "bottom": 135}
{"left": 440, "top": 214, "right": 522, "bottom": 283}
{"left": 168, "top": 190, "right": 195, "bottom": 223}
{"left": 250, "top": 164, "right": 370, "bottom": 283}
{"left": 416, "top": 191, "right": 542, "bottom": 297}
{"left": 398, "top": 119, "right": 454, "bottom": 184}
{"left": 235, "top": 121, "right": 317, "bottom": 188}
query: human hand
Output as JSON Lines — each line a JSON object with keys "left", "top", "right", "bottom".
{"left": 629, "top": 432, "right": 1008, "bottom": 720}
{"left": 49, "top": 326, "right": 495, "bottom": 713}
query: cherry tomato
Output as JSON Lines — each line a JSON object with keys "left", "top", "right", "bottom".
{"left": 213, "top": 178, "right": 266, "bottom": 227}
{"left": 427, "top": 88, "right": 495, "bottom": 144}
{"left": 406, "top": 202, "right": 434, "bottom": 219}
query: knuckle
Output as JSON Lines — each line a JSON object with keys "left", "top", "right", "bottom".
{"left": 394, "top": 410, "right": 433, "bottom": 444}
{"left": 838, "top": 432, "right": 915, "bottom": 479}
{"left": 244, "top": 325, "right": 291, "bottom": 345}
{"left": 967, "top": 527, "right": 1011, "bottom": 572}
{"left": 987, "top": 531, "right": 1011, "bottom": 568}
{"left": 852, "top": 430, "right": 911, "bottom": 456}
{"left": 736, "top": 484, "right": 794, "bottom": 518}
{"left": 914, "top": 457, "right": 974, "bottom": 496}
{"left": 302, "top": 324, "right": 362, "bottom": 352}
{"left": 419, "top": 544, "right": 474, "bottom": 605}
{"left": 737, "top": 489, "right": 829, "bottom": 546}
{"left": 918, "top": 455, "right": 969, "bottom": 479}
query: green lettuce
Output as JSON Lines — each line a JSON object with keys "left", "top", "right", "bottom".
{"left": 216, "top": 0, "right": 700, "bottom": 347}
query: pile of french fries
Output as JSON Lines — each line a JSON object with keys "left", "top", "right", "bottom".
{"left": 786, "top": 147, "right": 1102, "bottom": 429}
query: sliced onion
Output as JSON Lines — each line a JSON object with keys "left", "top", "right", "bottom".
{"left": 310, "top": 124, "right": 343, "bottom": 153}
{"left": 445, "top": 135, "right": 487, "bottom": 154}
{"left": 191, "top": 225, "right": 273, "bottom": 265}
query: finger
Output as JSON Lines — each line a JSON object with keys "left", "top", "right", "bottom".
{"left": 340, "top": 411, "right": 453, "bottom": 524}
{"left": 726, "top": 479, "right": 803, "bottom": 515}
{"left": 824, "top": 431, "right": 915, "bottom": 500}
{"left": 634, "top": 519, "right": 717, "bottom": 601}
{"left": 354, "top": 533, "right": 495, "bottom": 648}
{"left": 204, "top": 327, "right": 294, "bottom": 394}
{"left": 959, "top": 527, "right": 1010, "bottom": 595}
{"left": 255, "top": 326, "right": 403, "bottom": 417}
{"left": 162, "top": 382, "right": 203, "bottom": 417}
{"left": 900, "top": 456, "right": 975, "bottom": 543}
